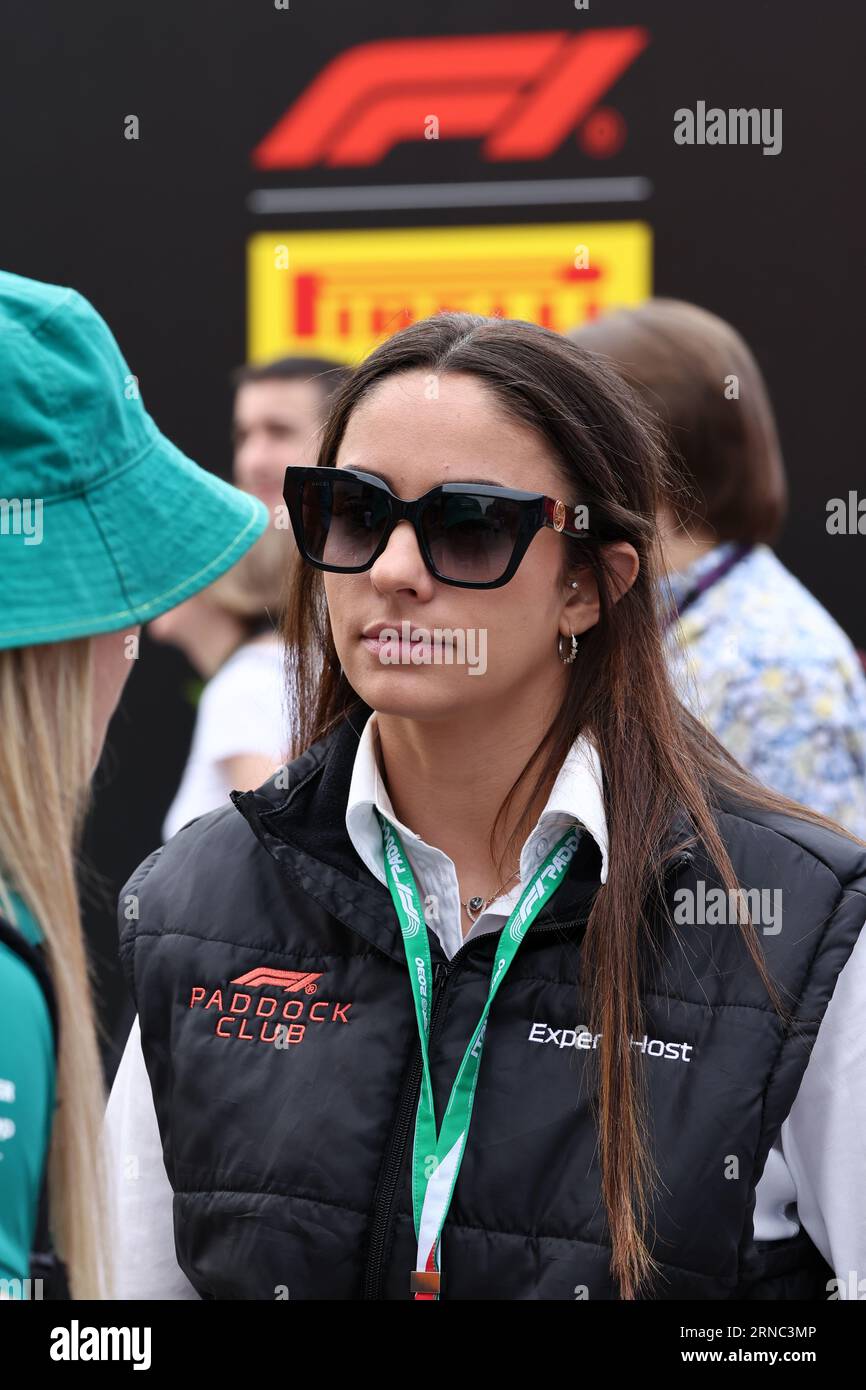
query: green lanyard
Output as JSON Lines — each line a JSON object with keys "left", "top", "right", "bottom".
{"left": 377, "top": 810, "right": 581, "bottom": 1300}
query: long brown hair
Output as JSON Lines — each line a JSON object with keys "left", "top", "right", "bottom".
{"left": 282, "top": 312, "right": 862, "bottom": 1298}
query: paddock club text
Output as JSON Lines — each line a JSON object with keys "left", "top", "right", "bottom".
{"left": 187, "top": 985, "right": 352, "bottom": 1044}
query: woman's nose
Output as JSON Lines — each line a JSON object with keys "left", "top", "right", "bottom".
{"left": 368, "top": 519, "right": 434, "bottom": 594}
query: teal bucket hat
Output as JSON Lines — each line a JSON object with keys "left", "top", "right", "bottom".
{"left": 0, "top": 270, "right": 269, "bottom": 650}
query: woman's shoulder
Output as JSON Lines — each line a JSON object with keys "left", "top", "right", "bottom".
{"left": 118, "top": 719, "right": 352, "bottom": 965}
{"left": 0, "top": 910, "right": 55, "bottom": 1057}
{"left": 0, "top": 921, "right": 56, "bottom": 1284}
{"left": 122, "top": 800, "right": 260, "bottom": 907}
{"left": 711, "top": 785, "right": 866, "bottom": 894}
{"left": 0, "top": 926, "right": 54, "bottom": 1042}
{"left": 119, "top": 736, "right": 328, "bottom": 924}
{"left": 118, "top": 805, "right": 263, "bottom": 972}
{"left": 721, "top": 547, "right": 862, "bottom": 667}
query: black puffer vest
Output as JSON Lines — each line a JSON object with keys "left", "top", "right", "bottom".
{"left": 119, "top": 706, "right": 866, "bottom": 1300}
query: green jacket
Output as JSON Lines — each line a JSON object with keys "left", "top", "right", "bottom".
{"left": 0, "top": 894, "right": 55, "bottom": 1295}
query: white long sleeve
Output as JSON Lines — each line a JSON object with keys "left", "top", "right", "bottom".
{"left": 773, "top": 920, "right": 866, "bottom": 1287}
{"left": 104, "top": 1014, "right": 201, "bottom": 1300}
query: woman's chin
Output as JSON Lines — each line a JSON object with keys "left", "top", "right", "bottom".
{"left": 349, "top": 666, "right": 484, "bottom": 721}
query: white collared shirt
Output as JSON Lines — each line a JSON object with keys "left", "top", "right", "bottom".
{"left": 104, "top": 716, "right": 866, "bottom": 1296}
{"left": 346, "top": 711, "right": 608, "bottom": 960}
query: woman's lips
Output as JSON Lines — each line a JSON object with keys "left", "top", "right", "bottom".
{"left": 360, "top": 623, "right": 454, "bottom": 661}
{"left": 361, "top": 634, "right": 439, "bottom": 658}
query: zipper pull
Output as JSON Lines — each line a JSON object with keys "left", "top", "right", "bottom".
{"left": 664, "top": 848, "right": 694, "bottom": 880}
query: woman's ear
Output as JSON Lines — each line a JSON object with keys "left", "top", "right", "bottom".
{"left": 602, "top": 541, "right": 640, "bottom": 605}
{"left": 561, "top": 542, "right": 640, "bottom": 635}
{"left": 561, "top": 566, "right": 600, "bottom": 635}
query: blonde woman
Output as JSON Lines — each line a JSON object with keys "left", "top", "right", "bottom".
{"left": 0, "top": 270, "right": 267, "bottom": 1298}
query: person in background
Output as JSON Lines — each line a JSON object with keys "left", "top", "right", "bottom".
{"left": 148, "top": 540, "right": 289, "bottom": 840}
{"left": 0, "top": 270, "right": 267, "bottom": 1298}
{"left": 150, "top": 354, "right": 350, "bottom": 840}
{"left": 231, "top": 355, "right": 352, "bottom": 515}
{"left": 571, "top": 299, "right": 866, "bottom": 840}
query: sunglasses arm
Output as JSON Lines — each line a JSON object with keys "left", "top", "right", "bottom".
{"left": 543, "top": 496, "right": 590, "bottom": 539}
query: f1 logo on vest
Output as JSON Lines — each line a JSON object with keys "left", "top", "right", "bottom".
{"left": 251, "top": 28, "right": 649, "bottom": 169}
{"left": 187, "top": 967, "right": 353, "bottom": 1046}
{"left": 529, "top": 1022, "right": 694, "bottom": 1062}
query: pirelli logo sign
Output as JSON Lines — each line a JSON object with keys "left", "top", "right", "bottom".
{"left": 247, "top": 221, "right": 652, "bottom": 363}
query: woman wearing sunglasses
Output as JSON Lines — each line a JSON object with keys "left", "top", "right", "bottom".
{"left": 107, "top": 313, "right": 866, "bottom": 1301}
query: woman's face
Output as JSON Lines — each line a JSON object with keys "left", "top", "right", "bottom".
{"left": 324, "top": 369, "right": 623, "bottom": 724}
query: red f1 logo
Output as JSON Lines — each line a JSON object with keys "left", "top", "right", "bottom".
{"left": 252, "top": 28, "right": 649, "bottom": 169}
{"left": 230, "top": 968, "right": 322, "bottom": 993}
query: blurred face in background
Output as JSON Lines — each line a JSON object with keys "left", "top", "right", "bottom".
{"left": 232, "top": 377, "right": 326, "bottom": 513}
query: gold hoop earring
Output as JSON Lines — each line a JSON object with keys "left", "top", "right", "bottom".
{"left": 558, "top": 631, "right": 579, "bottom": 664}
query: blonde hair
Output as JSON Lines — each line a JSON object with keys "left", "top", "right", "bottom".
{"left": 0, "top": 639, "right": 110, "bottom": 1299}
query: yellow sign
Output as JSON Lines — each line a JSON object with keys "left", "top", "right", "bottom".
{"left": 247, "top": 222, "right": 652, "bottom": 364}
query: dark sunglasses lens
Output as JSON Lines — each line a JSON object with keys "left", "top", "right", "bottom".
{"left": 301, "top": 473, "right": 390, "bottom": 569}
{"left": 422, "top": 493, "right": 522, "bottom": 583}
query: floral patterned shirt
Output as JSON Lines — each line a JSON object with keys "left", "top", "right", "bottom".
{"left": 662, "top": 542, "right": 866, "bottom": 840}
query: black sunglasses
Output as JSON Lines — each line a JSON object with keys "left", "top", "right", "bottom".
{"left": 282, "top": 466, "right": 592, "bottom": 590}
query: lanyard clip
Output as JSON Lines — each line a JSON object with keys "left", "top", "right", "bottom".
{"left": 410, "top": 1269, "right": 441, "bottom": 1297}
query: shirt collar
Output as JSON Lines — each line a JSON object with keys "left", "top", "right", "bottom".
{"left": 345, "top": 710, "right": 609, "bottom": 893}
